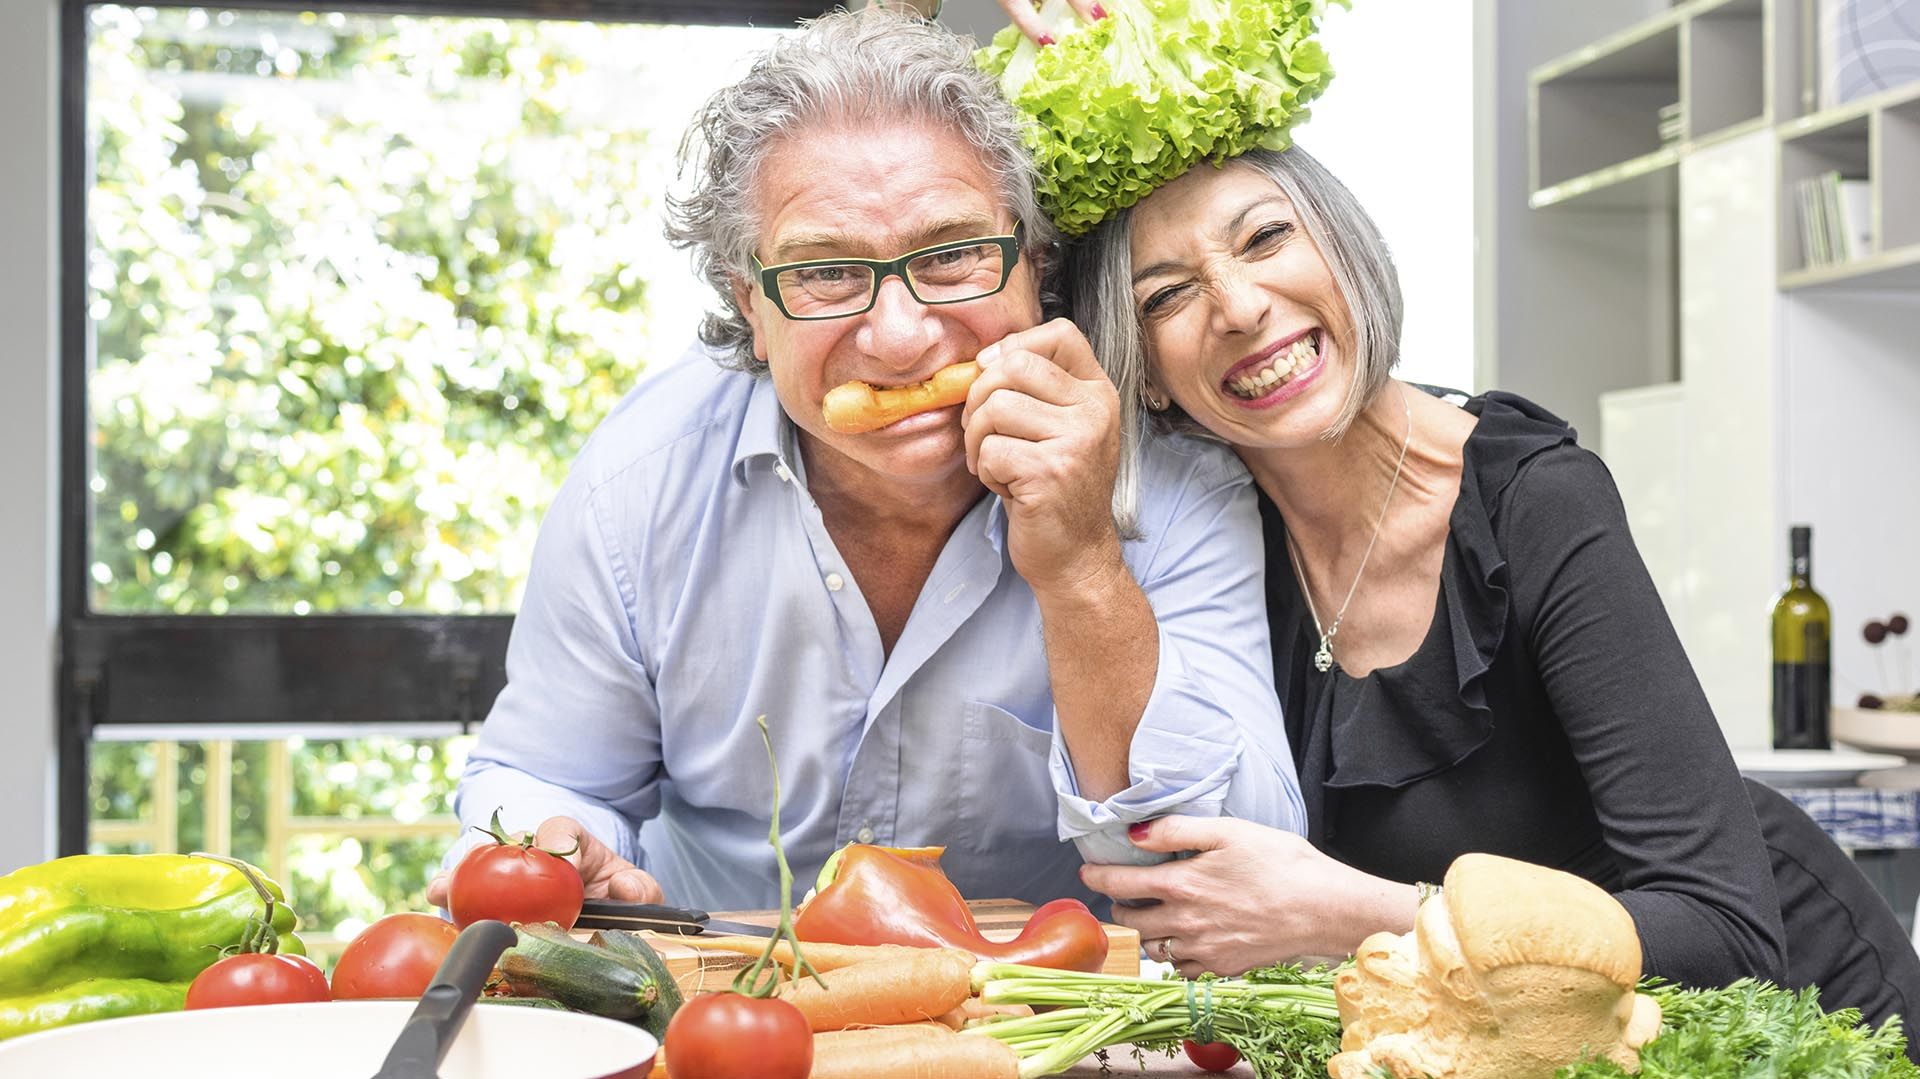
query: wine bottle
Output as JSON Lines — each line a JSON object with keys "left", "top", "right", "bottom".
{"left": 1771, "top": 525, "right": 1832, "bottom": 750}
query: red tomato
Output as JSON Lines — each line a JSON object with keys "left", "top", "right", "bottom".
{"left": 1183, "top": 1039, "right": 1242, "bottom": 1072}
{"left": 663, "top": 993, "right": 811, "bottom": 1079}
{"left": 185, "top": 953, "right": 330, "bottom": 1009}
{"left": 448, "top": 840, "right": 584, "bottom": 930}
{"left": 330, "top": 912, "right": 460, "bottom": 999}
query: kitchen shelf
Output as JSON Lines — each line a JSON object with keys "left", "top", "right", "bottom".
{"left": 1776, "top": 80, "right": 1920, "bottom": 285}
{"left": 1779, "top": 242, "right": 1920, "bottom": 292}
{"left": 1530, "top": 0, "right": 1773, "bottom": 207}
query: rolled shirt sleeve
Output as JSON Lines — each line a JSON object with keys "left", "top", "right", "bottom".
{"left": 1052, "top": 437, "right": 1307, "bottom": 865}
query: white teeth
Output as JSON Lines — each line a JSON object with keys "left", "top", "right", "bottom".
{"left": 1224, "top": 333, "right": 1319, "bottom": 399}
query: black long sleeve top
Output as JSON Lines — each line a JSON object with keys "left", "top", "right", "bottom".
{"left": 1262, "top": 390, "right": 1787, "bottom": 987}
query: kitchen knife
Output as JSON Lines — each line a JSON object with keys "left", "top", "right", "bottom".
{"left": 575, "top": 900, "right": 777, "bottom": 937}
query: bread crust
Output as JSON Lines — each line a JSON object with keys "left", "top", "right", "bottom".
{"left": 821, "top": 361, "right": 981, "bottom": 434}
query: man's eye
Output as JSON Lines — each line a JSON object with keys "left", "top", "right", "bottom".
{"left": 1245, "top": 221, "right": 1293, "bottom": 253}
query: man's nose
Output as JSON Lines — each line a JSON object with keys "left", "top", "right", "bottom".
{"left": 857, "top": 274, "right": 938, "bottom": 367}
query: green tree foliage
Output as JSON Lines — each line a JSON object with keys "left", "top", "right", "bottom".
{"left": 82, "top": 7, "right": 780, "bottom": 948}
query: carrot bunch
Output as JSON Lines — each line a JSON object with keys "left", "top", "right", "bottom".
{"left": 666, "top": 936, "right": 1032, "bottom": 1079}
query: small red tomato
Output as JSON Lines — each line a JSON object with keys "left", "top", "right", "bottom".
{"left": 664, "top": 993, "right": 812, "bottom": 1079}
{"left": 448, "top": 809, "right": 585, "bottom": 929}
{"left": 330, "top": 912, "right": 460, "bottom": 999}
{"left": 186, "top": 952, "right": 331, "bottom": 1009}
{"left": 1183, "top": 1039, "right": 1242, "bottom": 1072}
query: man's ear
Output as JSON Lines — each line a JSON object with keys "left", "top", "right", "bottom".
{"left": 730, "top": 273, "right": 770, "bottom": 363}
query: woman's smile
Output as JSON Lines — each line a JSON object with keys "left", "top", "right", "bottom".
{"left": 1221, "top": 327, "right": 1325, "bottom": 408}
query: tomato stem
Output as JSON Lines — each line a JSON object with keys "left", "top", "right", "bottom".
{"left": 475, "top": 807, "right": 581, "bottom": 859}
{"left": 733, "top": 715, "right": 827, "bottom": 998}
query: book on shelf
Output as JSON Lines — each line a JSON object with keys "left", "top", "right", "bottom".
{"left": 1796, "top": 171, "right": 1874, "bottom": 268}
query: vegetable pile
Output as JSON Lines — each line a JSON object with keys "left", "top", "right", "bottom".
{"left": 975, "top": 0, "right": 1342, "bottom": 235}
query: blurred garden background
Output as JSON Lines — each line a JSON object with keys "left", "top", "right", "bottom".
{"left": 81, "top": 4, "right": 782, "bottom": 962}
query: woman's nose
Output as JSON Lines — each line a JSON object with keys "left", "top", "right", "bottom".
{"left": 1209, "top": 266, "right": 1269, "bottom": 336}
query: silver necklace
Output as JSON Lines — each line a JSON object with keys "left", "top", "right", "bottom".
{"left": 1284, "top": 386, "right": 1414, "bottom": 673}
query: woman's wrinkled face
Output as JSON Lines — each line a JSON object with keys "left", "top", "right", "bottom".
{"left": 1128, "top": 162, "right": 1357, "bottom": 450}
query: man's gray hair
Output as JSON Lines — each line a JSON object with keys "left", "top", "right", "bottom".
{"left": 1063, "top": 146, "right": 1404, "bottom": 525}
{"left": 665, "top": 8, "right": 1059, "bottom": 373}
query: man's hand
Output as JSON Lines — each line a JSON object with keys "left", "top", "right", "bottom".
{"left": 428, "top": 815, "right": 664, "bottom": 909}
{"left": 962, "top": 317, "right": 1124, "bottom": 597}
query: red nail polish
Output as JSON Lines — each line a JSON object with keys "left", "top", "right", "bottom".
{"left": 1038, "top": 34, "right": 1057, "bottom": 47}
{"left": 1128, "top": 821, "right": 1151, "bottom": 841}
{"left": 1092, "top": 4, "right": 1108, "bottom": 18}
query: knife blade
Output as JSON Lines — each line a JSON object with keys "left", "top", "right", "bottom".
{"left": 576, "top": 900, "right": 777, "bottom": 937}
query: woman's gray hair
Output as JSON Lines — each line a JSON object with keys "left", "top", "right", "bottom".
{"left": 665, "top": 7, "right": 1059, "bottom": 373}
{"left": 1064, "top": 146, "right": 1403, "bottom": 526}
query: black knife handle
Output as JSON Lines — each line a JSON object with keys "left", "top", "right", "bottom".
{"left": 577, "top": 900, "right": 711, "bottom": 932}
{"left": 377, "top": 919, "right": 517, "bottom": 1076}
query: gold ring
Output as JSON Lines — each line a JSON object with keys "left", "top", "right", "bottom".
{"left": 1158, "top": 937, "right": 1177, "bottom": 964}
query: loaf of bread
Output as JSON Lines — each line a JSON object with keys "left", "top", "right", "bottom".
{"left": 1329, "top": 853, "right": 1662, "bottom": 1079}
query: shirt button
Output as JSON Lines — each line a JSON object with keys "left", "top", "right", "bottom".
{"left": 855, "top": 824, "right": 876, "bottom": 844}
{"left": 825, "top": 572, "right": 845, "bottom": 592}
{"left": 774, "top": 462, "right": 793, "bottom": 483}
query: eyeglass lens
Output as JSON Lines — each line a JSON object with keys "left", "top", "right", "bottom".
{"left": 775, "top": 241, "right": 1008, "bottom": 317}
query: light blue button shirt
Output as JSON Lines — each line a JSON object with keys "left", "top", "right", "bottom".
{"left": 452, "top": 346, "right": 1306, "bottom": 912}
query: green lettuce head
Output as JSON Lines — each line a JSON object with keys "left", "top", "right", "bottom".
{"left": 977, "top": 0, "right": 1342, "bottom": 236}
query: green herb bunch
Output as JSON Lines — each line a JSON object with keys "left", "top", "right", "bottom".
{"left": 1559, "top": 979, "right": 1918, "bottom": 1079}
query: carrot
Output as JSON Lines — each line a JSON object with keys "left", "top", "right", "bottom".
{"left": 668, "top": 933, "right": 924, "bottom": 973}
{"left": 934, "top": 998, "right": 1034, "bottom": 1030}
{"left": 777, "top": 948, "right": 974, "bottom": 1032}
{"left": 808, "top": 1025, "right": 1021, "bottom": 1079}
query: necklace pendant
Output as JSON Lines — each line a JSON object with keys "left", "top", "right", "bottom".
{"left": 1313, "top": 639, "right": 1334, "bottom": 673}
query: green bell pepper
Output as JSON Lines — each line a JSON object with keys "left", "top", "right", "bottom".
{"left": 0, "top": 978, "right": 189, "bottom": 1042}
{"left": 0, "top": 854, "right": 304, "bottom": 997}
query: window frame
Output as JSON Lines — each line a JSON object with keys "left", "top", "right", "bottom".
{"left": 56, "top": 0, "right": 828, "bottom": 854}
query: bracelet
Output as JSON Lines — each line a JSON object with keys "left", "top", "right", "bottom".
{"left": 1415, "top": 880, "right": 1443, "bottom": 906}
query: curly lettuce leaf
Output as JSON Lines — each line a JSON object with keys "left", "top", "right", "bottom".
{"left": 977, "top": 0, "right": 1343, "bottom": 235}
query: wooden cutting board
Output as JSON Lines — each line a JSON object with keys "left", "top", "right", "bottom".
{"left": 631, "top": 898, "right": 1140, "bottom": 994}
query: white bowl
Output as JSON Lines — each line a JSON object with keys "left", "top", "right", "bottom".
{"left": 1834, "top": 705, "right": 1920, "bottom": 760}
{"left": 0, "top": 1000, "right": 657, "bottom": 1078}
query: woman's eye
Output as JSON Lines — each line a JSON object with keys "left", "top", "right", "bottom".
{"left": 1140, "top": 285, "right": 1185, "bottom": 317}
{"left": 1245, "top": 221, "right": 1293, "bottom": 253}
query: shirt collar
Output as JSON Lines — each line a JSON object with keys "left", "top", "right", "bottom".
{"left": 730, "top": 375, "right": 792, "bottom": 487}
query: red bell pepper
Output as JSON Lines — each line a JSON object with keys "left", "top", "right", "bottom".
{"left": 793, "top": 845, "right": 1109, "bottom": 972}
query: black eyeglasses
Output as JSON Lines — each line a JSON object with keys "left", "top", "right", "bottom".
{"left": 751, "top": 222, "right": 1023, "bottom": 321}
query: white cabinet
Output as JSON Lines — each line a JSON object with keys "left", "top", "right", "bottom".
{"left": 1486, "top": 0, "right": 1920, "bottom": 748}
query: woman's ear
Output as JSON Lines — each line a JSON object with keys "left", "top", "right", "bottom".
{"left": 1142, "top": 378, "right": 1170, "bottom": 412}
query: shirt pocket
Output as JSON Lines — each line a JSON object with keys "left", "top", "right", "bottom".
{"left": 953, "top": 700, "right": 1058, "bottom": 854}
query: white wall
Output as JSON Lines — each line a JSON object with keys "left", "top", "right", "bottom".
{"left": 0, "top": 0, "right": 61, "bottom": 874}
{"left": 1294, "top": 0, "right": 1475, "bottom": 392}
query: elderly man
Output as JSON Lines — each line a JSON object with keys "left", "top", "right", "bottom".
{"left": 429, "top": 9, "right": 1304, "bottom": 913}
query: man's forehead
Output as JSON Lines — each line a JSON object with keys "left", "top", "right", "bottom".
{"left": 768, "top": 211, "right": 1005, "bottom": 261}
{"left": 751, "top": 121, "right": 1011, "bottom": 260}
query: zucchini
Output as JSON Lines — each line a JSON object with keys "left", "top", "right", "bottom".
{"left": 498, "top": 923, "right": 659, "bottom": 1021}
{"left": 590, "top": 929, "right": 684, "bottom": 1040}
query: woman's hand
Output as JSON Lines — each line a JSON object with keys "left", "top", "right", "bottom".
{"left": 1080, "top": 816, "right": 1416, "bottom": 977}
{"left": 993, "top": 0, "right": 1106, "bottom": 47}
{"left": 428, "top": 815, "right": 664, "bottom": 908}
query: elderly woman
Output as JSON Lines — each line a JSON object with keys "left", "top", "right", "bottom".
{"left": 1047, "top": 143, "right": 1920, "bottom": 1032}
